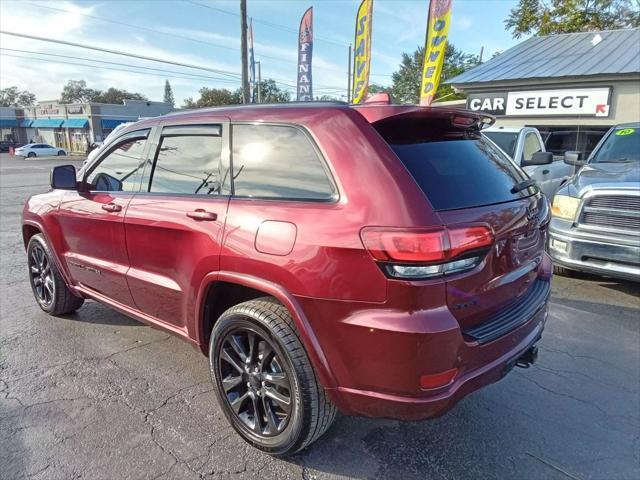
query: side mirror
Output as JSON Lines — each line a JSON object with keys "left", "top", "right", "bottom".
{"left": 50, "top": 165, "right": 77, "bottom": 190}
{"left": 564, "top": 151, "right": 586, "bottom": 166}
{"left": 523, "top": 151, "right": 553, "bottom": 167}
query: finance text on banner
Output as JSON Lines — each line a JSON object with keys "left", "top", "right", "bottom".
{"left": 297, "top": 7, "right": 314, "bottom": 101}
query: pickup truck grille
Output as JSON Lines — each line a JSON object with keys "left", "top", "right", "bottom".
{"left": 580, "top": 194, "right": 640, "bottom": 234}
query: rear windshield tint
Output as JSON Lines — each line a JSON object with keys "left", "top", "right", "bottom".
{"left": 389, "top": 136, "right": 532, "bottom": 211}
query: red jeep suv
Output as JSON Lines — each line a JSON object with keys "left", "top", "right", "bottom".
{"left": 22, "top": 103, "right": 551, "bottom": 455}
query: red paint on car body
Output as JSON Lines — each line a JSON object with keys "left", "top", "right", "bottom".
{"left": 22, "top": 103, "right": 551, "bottom": 420}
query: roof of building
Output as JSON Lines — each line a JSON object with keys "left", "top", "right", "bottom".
{"left": 449, "top": 28, "right": 640, "bottom": 85}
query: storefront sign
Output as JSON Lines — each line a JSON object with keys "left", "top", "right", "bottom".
{"left": 467, "top": 87, "right": 611, "bottom": 117}
{"left": 38, "top": 104, "right": 60, "bottom": 115}
{"left": 467, "top": 92, "right": 507, "bottom": 115}
{"left": 67, "top": 106, "right": 84, "bottom": 114}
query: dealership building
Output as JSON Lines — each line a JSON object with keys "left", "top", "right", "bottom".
{"left": 449, "top": 28, "right": 640, "bottom": 158}
{"left": 0, "top": 99, "right": 174, "bottom": 152}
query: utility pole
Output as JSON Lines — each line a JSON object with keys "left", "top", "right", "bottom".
{"left": 347, "top": 43, "right": 352, "bottom": 103}
{"left": 256, "top": 61, "right": 262, "bottom": 103}
{"left": 240, "top": 0, "right": 250, "bottom": 104}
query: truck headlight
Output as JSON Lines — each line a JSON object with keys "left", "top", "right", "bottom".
{"left": 551, "top": 195, "right": 580, "bottom": 221}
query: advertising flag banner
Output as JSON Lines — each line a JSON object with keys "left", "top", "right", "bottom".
{"left": 248, "top": 19, "right": 256, "bottom": 103}
{"left": 297, "top": 7, "right": 313, "bottom": 101}
{"left": 352, "top": 0, "right": 373, "bottom": 104}
{"left": 419, "top": 0, "right": 452, "bottom": 106}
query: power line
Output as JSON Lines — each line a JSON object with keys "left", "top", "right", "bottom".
{"left": 0, "top": 52, "right": 242, "bottom": 85}
{"left": 22, "top": 1, "right": 239, "bottom": 53}
{"left": 0, "top": 30, "right": 242, "bottom": 79}
{"left": 16, "top": 2, "right": 396, "bottom": 79}
{"left": 185, "top": 0, "right": 349, "bottom": 47}
{"left": 0, "top": 48, "right": 240, "bottom": 84}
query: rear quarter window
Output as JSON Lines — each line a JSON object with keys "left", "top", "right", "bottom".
{"left": 231, "top": 124, "right": 336, "bottom": 200}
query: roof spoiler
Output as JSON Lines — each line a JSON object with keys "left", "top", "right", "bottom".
{"left": 353, "top": 105, "right": 495, "bottom": 131}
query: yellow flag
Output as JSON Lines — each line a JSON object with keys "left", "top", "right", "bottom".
{"left": 352, "top": 0, "right": 374, "bottom": 104}
{"left": 420, "top": 0, "right": 452, "bottom": 106}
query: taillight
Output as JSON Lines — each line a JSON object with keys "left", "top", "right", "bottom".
{"left": 361, "top": 226, "right": 493, "bottom": 279}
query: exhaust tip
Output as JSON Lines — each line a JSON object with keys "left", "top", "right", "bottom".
{"left": 516, "top": 345, "right": 539, "bottom": 369}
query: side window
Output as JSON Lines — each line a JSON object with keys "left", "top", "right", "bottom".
{"left": 522, "top": 132, "right": 542, "bottom": 162}
{"left": 231, "top": 124, "right": 336, "bottom": 200}
{"left": 85, "top": 131, "right": 148, "bottom": 192}
{"left": 148, "top": 125, "right": 227, "bottom": 195}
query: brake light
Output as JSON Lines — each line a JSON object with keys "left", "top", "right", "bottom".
{"left": 361, "top": 226, "right": 493, "bottom": 279}
{"left": 448, "top": 226, "right": 493, "bottom": 258}
{"left": 361, "top": 230, "right": 447, "bottom": 262}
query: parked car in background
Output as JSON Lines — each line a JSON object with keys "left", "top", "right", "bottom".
{"left": 0, "top": 140, "right": 22, "bottom": 152}
{"left": 23, "top": 103, "right": 551, "bottom": 455}
{"left": 483, "top": 125, "right": 574, "bottom": 198}
{"left": 548, "top": 122, "right": 640, "bottom": 281}
{"left": 14, "top": 143, "right": 67, "bottom": 158}
{"left": 540, "top": 127, "right": 609, "bottom": 161}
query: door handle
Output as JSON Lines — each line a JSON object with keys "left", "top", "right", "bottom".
{"left": 542, "top": 169, "right": 550, "bottom": 175}
{"left": 102, "top": 203, "right": 122, "bottom": 213}
{"left": 186, "top": 209, "right": 218, "bottom": 221}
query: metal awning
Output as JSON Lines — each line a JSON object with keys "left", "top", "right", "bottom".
{"left": 32, "top": 119, "right": 64, "bottom": 128}
{"left": 0, "top": 118, "right": 18, "bottom": 128}
{"left": 62, "top": 118, "right": 89, "bottom": 128}
{"left": 19, "top": 119, "right": 34, "bottom": 128}
{"left": 101, "top": 118, "right": 129, "bottom": 129}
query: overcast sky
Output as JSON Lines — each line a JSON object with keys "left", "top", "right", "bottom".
{"left": 0, "top": 0, "right": 522, "bottom": 105}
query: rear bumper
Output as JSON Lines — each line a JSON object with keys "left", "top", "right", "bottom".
{"left": 548, "top": 219, "right": 640, "bottom": 281}
{"left": 299, "top": 270, "right": 551, "bottom": 420}
{"left": 332, "top": 309, "right": 546, "bottom": 420}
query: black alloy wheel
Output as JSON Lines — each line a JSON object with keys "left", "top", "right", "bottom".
{"left": 218, "top": 327, "right": 292, "bottom": 436}
{"left": 28, "top": 243, "right": 54, "bottom": 307}
{"left": 209, "top": 298, "right": 337, "bottom": 455}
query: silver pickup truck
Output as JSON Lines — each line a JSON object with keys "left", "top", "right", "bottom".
{"left": 548, "top": 123, "right": 639, "bottom": 281}
{"left": 483, "top": 126, "right": 575, "bottom": 198}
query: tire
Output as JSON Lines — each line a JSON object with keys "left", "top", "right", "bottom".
{"left": 554, "top": 265, "right": 576, "bottom": 277}
{"left": 57, "top": 150, "right": 65, "bottom": 156}
{"left": 209, "top": 297, "right": 336, "bottom": 456}
{"left": 27, "top": 152, "right": 36, "bottom": 158}
{"left": 27, "top": 234, "right": 84, "bottom": 315}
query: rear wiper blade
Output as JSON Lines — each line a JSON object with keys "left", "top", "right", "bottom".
{"left": 511, "top": 179, "right": 538, "bottom": 194}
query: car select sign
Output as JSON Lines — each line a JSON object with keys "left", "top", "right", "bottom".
{"left": 467, "top": 87, "right": 611, "bottom": 117}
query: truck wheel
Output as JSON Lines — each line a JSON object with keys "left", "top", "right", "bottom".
{"left": 27, "top": 234, "right": 84, "bottom": 315}
{"left": 209, "top": 297, "right": 336, "bottom": 456}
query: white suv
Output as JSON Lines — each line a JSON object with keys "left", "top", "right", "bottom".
{"left": 484, "top": 126, "right": 574, "bottom": 198}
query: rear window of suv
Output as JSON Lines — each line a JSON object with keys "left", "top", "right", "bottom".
{"left": 374, "top": 116, "right": 532, "bottom": 211}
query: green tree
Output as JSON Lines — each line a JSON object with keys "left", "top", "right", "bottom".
{"left": 183, "top": 87, "right": 240, "bottom": 108}
{"left": 59, "top": 80, "right": 100, "bottom": 103}
{"left": 506, "top": 0, "right": 640, "bottom": 38}
{"left": 252, "top": 79, "right": 290, "bottom": 103}
{"left": 92, "top": 88, "right": 147, "bottom": 104}
{"left": 183, "top": 79, "right": 290, "bottom": 108}
{"left": 163, "top": 80, "right": 175, "bottom": 107}
{"left": 60, "top": 80, "right": 147, "bottom": 104}
{"left": 0, "top": 86, "right": 36, "bottom": 107}
{"left": 390, "top": 44, "right": 478, "bottom": 104}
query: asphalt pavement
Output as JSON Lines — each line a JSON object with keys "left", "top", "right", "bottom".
{"left": 1, "top": 153, "right": 638, "bottom": 480}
